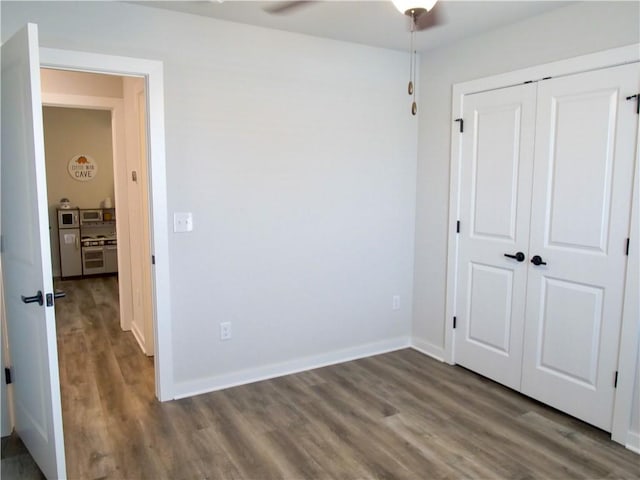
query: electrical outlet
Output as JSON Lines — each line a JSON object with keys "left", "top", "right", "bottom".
{"left": 174, "top": 212, "right": 193, "bottom": 233}
{"left": 392, "top": 295, "right": 400, "bottom": 311}
{"left": 220, "top": 322, "right": 232, "bottom": 340}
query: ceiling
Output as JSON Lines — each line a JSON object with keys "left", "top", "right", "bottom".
{"left": 133, "top": 1, "right": 572, "bottom": 52}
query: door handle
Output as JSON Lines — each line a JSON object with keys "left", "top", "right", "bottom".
{"left": 21, "top": 290, "right": 44, "bottom": 306}
{"left": 531, "top": 255, "right": 547, "bottom": 266}
{"left": 504, "top": 252, "right": 526, "bottom": 262}
{"left": 54, "top": 290, "right": 66, "bottom": 300}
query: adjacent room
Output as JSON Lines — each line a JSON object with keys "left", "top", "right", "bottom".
{"left": 1, "top": 1, "right": 639, "bottom": 478}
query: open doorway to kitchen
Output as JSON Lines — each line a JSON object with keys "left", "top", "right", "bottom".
{"left": 41, "top": 68, "right": 155, "bottom": 382}
{"left": 37, "top": 47, "right": 173, "bottom": 405}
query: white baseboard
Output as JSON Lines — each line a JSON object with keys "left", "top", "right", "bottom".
{"left": 627, "top": 431, "right": 640, "bottom": 454}
{"left": 410, "top": 337, "right": 445, "bottom": 362}
{"left": 131, "top": 323, "right": 148, "bottom": 356}
{"left": 172, "top": 336, "right": 411, "bottom": 400}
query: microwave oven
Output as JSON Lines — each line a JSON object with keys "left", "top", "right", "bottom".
{"left": 58, "top": 209, "right": 79, "bottom": 228}
{"left": 80, "top": 209, "right": 103, "bottom": 224}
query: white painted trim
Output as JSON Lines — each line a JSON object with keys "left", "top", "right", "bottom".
{"left": 173, "top": 337, "right": 411, "bottom": 400}
{"left": 131, "top": 322, "right": 148, "bottom": 356}
{"left": 39, "top": 47, "right": 174, "bottom": 401}
{"left": 611, "top": 96, "right": 640, "bottom": 447}
{"left": 453, "top": 44, "right": 640, "bottom": 96}
{"left": 446, "top": 43, "right": 640, "bottom": 445}
{"left": 443, "top": 82, "right": 464, "bottom": 366}
{"left": 40, "top": 92, "right": 134, "bottom": 334}
{"left": 410, "top": 338, "right": 445, "bottom": 362}
{"left": 626, "top": 432, "right": 640, "bottom": 455}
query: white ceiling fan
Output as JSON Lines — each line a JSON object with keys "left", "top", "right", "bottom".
{"left": 265, "top": 1, "right": 444, "bottom": 31}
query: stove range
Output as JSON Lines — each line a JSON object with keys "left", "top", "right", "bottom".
{"left": 81, "top": 233, "right": 118, "bottom": 275}
{"left": 81, "top": 234, "right": 117, "bottom": 247}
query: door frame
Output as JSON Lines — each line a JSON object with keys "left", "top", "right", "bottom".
{"left": 40, "top": 90, "right": 135, "bottom": 334}
{"left": 444, "top": 43, "right": 639, "bottom": 447}
{"left": 39, "top": 47, "right": 174, "bottom": 401}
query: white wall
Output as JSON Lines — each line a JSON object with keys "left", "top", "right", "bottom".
{"left": 42, "top": 107, "right": 114, "bottom": 211}
{"left": 1, "top": 1, "right": 417, "bottom": 395}
{"left": 412, "top": 1, "right": 640, "bottom": 357}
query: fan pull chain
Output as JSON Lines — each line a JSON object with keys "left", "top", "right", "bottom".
{"left": 411, "top": 47, "right": 417, "bottom": 116}
{"left": 408, "top": 11, "right": 417, "bottom": 116}
{"left": 408, "top": 15, "right": 414, "bottom": 96}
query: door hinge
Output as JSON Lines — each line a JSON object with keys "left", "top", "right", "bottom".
{"left": 625, "top": 238, "right": 630, "bottom": 256}
{"left": 626, "top": 94, "right": 640, "bottom": 115}
{"left": 132, "top": 170, "right": 138, "bottom": 182}
{"left": 5, "top": 368, "right": 12, "bottom": 385}
{"left": 614, "top": 371, "right": 619, "bottom": 388}
{"left": 456, "top": 220, "right": 460, "bottom": 234}
{"left": 454, "top": 118, "right": 464, "bottom": 133}
{"left": 0, "top": 234, "right": 3, "bottom": 253}
{"left": 152, "top": 255, "right": 155, "bottom": 265}
{"left": 453, "top": 316, "right": 457, "bottom": 329}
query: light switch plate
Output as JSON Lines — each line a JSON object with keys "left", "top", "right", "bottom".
{"left": 174, "top": 212, "right": 193, "bottom": 233}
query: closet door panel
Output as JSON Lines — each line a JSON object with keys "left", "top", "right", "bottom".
{"left": 522, "top": 63, "right": 639, "bottom": 431}
{"left": 544, "top": 86, "right": 617, "bottom": 251}
{"left": 455, "top": 83, "right": 537, "bottom": 390}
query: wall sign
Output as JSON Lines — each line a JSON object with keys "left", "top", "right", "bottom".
{"left": 68, "top": 154, "right": 98, "bottom": 181}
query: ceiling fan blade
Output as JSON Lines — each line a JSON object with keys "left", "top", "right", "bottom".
{"left": 264, "top": 1, "right": 318, "bottom": 15}
{"left": 415, "top": 4, "right": 445, "bottom": 31}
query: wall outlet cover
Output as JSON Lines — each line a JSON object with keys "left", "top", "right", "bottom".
{"left": 220, "top": 322, "right": 232, "bottom": 340}
{"left": 392, "top": 295, "right": 400, "bottom": 311}
{"left": 174, "top": 212, "right": 193, "bottom": 233}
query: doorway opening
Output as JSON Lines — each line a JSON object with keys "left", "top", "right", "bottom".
{"left": 41, "top": 68, "right": 155, "bottom": 362}
{"left": 38, "top": 46, "right": 173, "bottom": 403}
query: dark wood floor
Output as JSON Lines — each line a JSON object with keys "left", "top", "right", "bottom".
{"left": 2, "top": 276, "right": 639, "bottom": 479}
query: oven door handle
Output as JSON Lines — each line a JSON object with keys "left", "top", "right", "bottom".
{"left": 83, "top": 246, "right": 104, "bottom": 252}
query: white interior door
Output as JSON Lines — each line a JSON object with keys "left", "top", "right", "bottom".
{"left": 521, "top": 63, "right": 639, "bottom": 431}
{"left": 1, "top": 24, "right": 67, "bottom": 479}
{"left": 123, "top": 76, "right": 154, "bottom": 356}
{"left": 455, "top": 83, "right": 537, "bottom": 390}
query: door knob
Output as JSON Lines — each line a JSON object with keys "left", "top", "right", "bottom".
{"left": 531, "top": 255, "right": 547, "bottom": 266}
{"left": 21, "top": 290, "right": 44, "bottom": 306}
{"left": 504, "top": 252, "right": 526, "bottom": 262}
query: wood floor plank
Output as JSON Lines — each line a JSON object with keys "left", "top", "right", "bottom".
{"left": 201, "top": 393, "right": 286, "bottom": 479}
{"left": 190, "top": 426, "right": 245, "bottom": 480}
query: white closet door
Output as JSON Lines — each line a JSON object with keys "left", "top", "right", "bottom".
{"left": 522, "top": 63, "right": 639, "bottom": 431}
{"left": 455, "top": 83, "right": 537, "bottom": 390}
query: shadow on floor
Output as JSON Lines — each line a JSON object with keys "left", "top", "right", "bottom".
{"left": 1, "top": 432, "right": 45, "bottom": 479}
